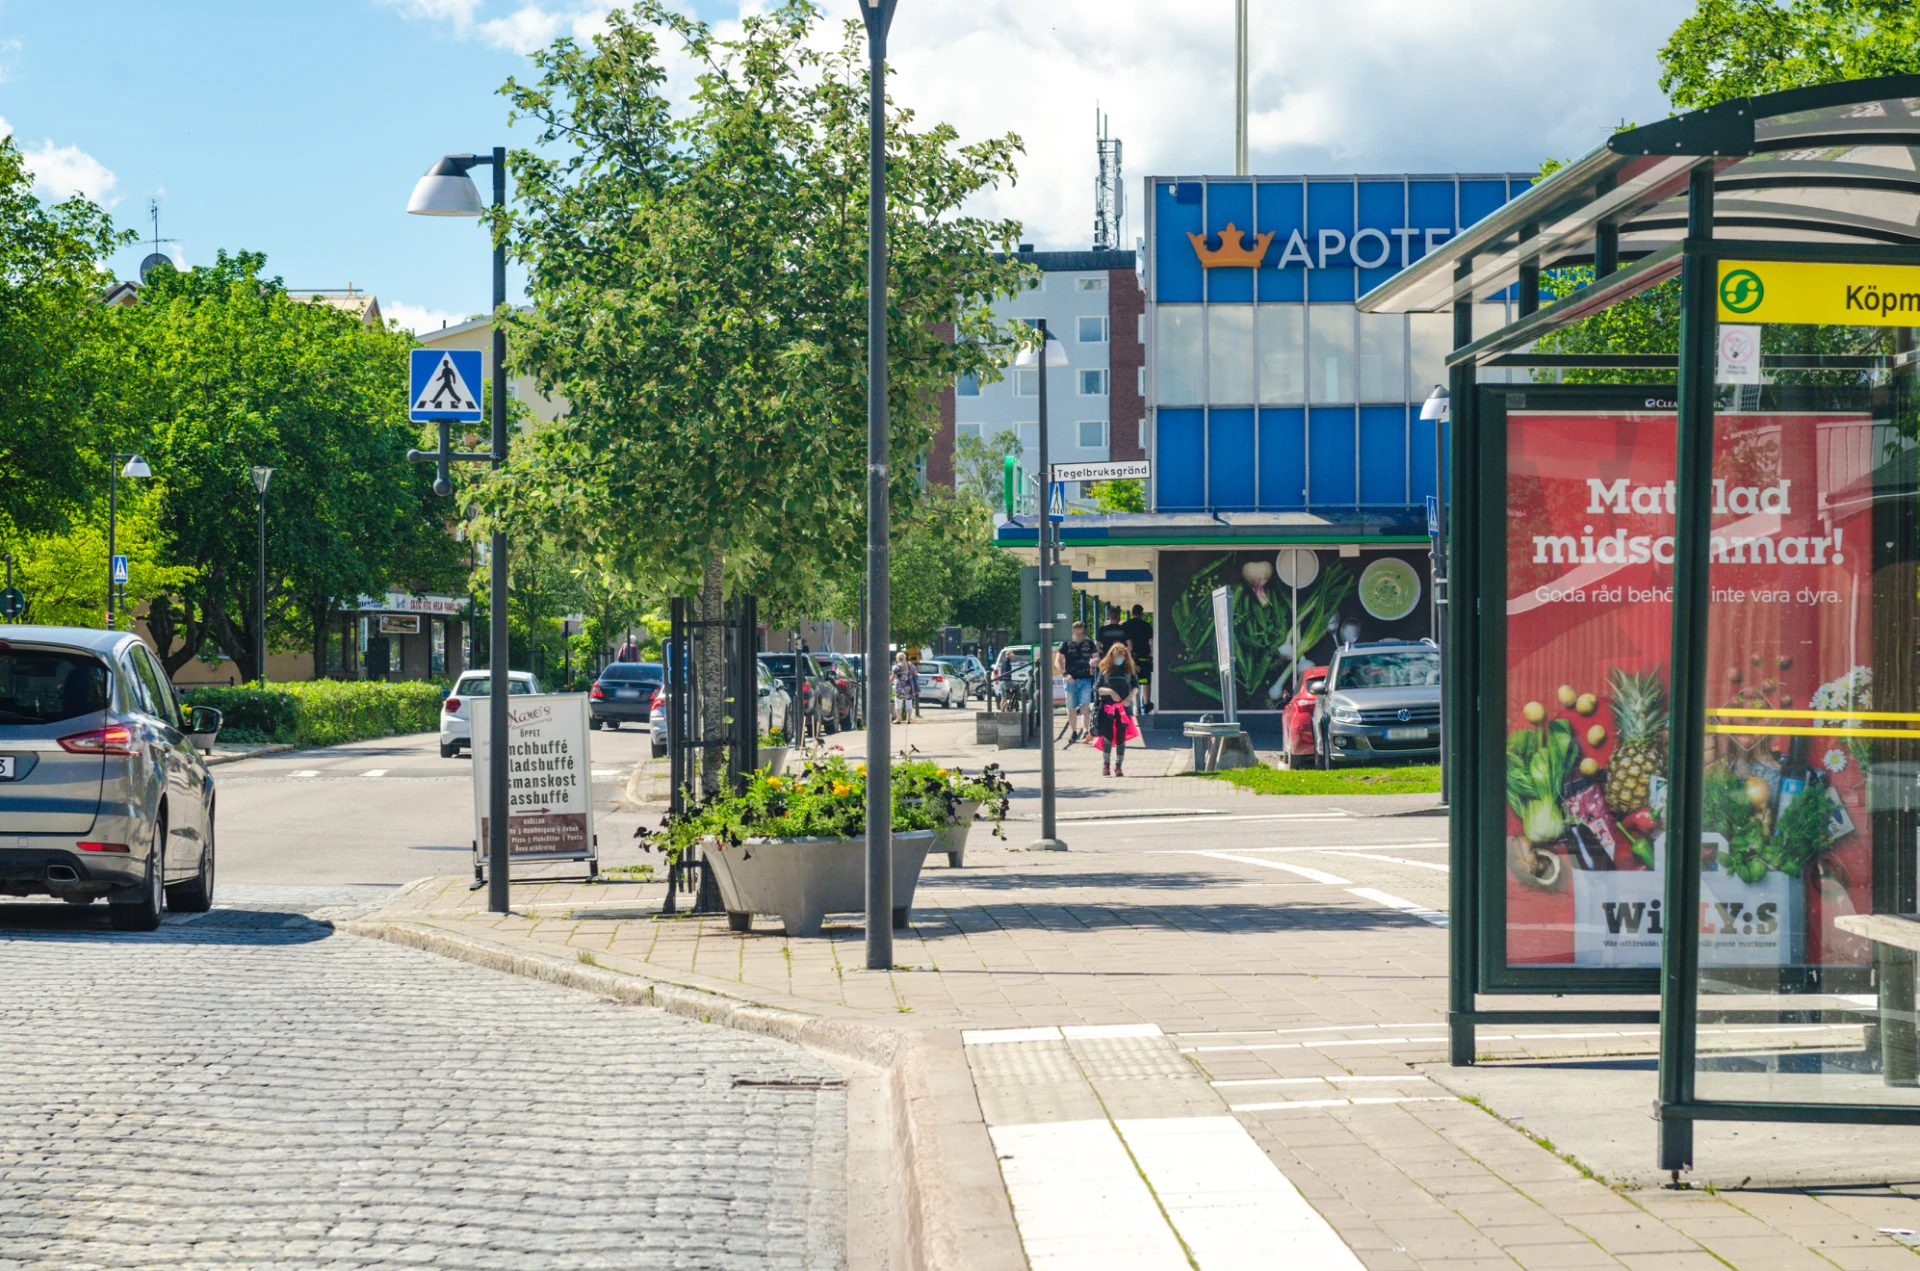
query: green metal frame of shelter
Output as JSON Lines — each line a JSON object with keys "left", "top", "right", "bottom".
{"left": 1360, "top": 76, "right": 1920, "bottom": 1170}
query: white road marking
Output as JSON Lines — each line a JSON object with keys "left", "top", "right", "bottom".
{"left": 1210, "top": 1075, "right": 1432, "bottom": 1088}
{"left": 1063, "top": 812, "right": 1352, "bottom": 830}
{"left": 1183, "top": 1023, "right": 1859, "bottom": 1054}
{"left": 1228, "top": 1096, "right": 1456, "bottom": 1113}
{"left": 289, "top": 770, "right": 319, "bottom": 779}
{"left": 360, "top": 769, "right": 389, "bottom": 778}
{"left": 1320, "top": 850, "right": 1448, "bottom": 871}
{"left": 1177, "top": 1022, "right": 1448, "bottom": 1039}
{"left": 1145, "top": 841, "right": 1443, "bottom": 855}
{"left": 592, "top": 769, "right": 621, "bottom": 777}
{"left": 1116, "top": 1116, "right": 1367, "bottom": 1269}
{"left": 1345, "top": 887, "right": 1447, "bottom": 925}
{"left": 988, "top": 1120, "right": 1191, "bottom": 1270}
{"left": 1195, "top": 852, "right": 1350, "bottom": 886}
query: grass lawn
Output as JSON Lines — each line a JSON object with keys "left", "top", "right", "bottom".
{"left": 1197, "top": 762, "right": 1441, "bottom": 796}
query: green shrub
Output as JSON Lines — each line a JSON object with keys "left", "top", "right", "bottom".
{"left": 180, "top": 680, "right": 447, "bottom": 748}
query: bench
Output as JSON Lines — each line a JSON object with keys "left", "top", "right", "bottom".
{"left": 1833, "top": 914, "right": 1920, "bottom": 1086}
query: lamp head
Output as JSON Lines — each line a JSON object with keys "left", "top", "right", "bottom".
{"left": 120, "top": 455, "right": 152, "bottom": 479}
{"left": 1419, "top": 384, "right": 1451, "bottom": 422}
{"left": 1012, "top": 328, "right": 1071, "bottom": 369}
{"left": 251, "top": 465, "right": 275, "bottom": 494}
{"left": 407, "top": 155, "right": 486, "bottom": 217}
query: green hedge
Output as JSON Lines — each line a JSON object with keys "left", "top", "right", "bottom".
{"left": 181, "top": 680, "right": 447, "bottom": 748}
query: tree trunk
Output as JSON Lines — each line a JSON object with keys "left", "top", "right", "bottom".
{"left": 309, "top": 598, "right": 334, "bottom": 680}
{"left": 696, "top": 550, "right": 726, "bottom": 798}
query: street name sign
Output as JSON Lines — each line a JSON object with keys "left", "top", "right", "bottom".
{"left": 409, "top": 349, "right": 484, "bottom": 422}
{"left": 1051, "top": 459, "right": 1150, "bottom": 484}
{"left": 471, "top": 693, "right": 598, "bottom": 879}
{"left": 111, "top": 555, "right": 129, "bottom": 585}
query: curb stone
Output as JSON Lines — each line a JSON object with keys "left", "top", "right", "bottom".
{"left": 205, "top": 743, "right": 298, "bottom": 767}
{"left": 337, "top": 915, "right": 1026, "bottom": 1271}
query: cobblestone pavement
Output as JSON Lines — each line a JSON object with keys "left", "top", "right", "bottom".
{"left": 0, "top": 887, "right": 846, "bottom": 1271}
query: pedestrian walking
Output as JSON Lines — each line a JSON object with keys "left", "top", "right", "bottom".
{"left": 615, "top": 634, "right": 640, "bottom": 663}
{"left": 1121, "top": 603, "right": 1154, "bottom": 714}
{"left": 1091, "top": 644, "right": 1141, "bottom": 777}
{"left": 1095, "top": 605, "right": 1129, "bottom": 658}
{"left": 890, "top": 651, "right": 918, "bottom": 724}
{"left": 1055, "top": 620, "right": 1098, "bottom": 742}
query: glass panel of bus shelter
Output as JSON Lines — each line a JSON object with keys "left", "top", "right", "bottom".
{"left": 1504, "top": 396, "right": 1679, "bottom": 970}
{"left": 1690, "top": 367, "right": 1918, "bottom": 1105}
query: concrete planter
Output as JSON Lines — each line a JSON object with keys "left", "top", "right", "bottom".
{"left": 759, "top": 746, "right": 792, "bottom": 777}
{"left": 936, "top": 799, "right": 981, "bottom": 868}
{"left": 704, "top": 829, "right": 937, "bottom": 937}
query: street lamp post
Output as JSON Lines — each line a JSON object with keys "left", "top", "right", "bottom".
{"left": 1015, "top": 322, "right": 1070, "bottom": 852}
{"left": 105, "top": 453, "right": 151, "bottom": 631}
{"left": 407, "top": 146, "right": 514, "bottom": 915}
{"left": 251, "top": 466, "right": 274, "bottom": 682}
{"left": 859, "top": 0, "right": 900, "bottom": 971}
{"left": 1421, "top": 384, "right": 1450, "bottom": 805}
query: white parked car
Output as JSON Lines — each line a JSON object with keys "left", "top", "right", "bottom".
{"left": 914, "top": 661, "right": 967, "bottom": 709}
{"left": 439, "top": 670, "right": 541, "bottom": 758}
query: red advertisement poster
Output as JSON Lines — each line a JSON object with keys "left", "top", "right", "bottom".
{"left": 1504, "top": 408, "right": 1877, "bottom": 969}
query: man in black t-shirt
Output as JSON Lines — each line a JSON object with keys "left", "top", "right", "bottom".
{"left": 1055, "top": 621, "right": 1098, "bottom": 741}
{"left": 1121, "top": 604, "right": 1154, "bottom": 711}
{"left": 1095, "top": 606, "right": 1129, "bottom": 658}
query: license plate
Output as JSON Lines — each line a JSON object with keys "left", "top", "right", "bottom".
{"left": 1385, "top": 727, "right": 1430, "bottom": 741}
{"left": 0, "top": 756, "right": 13, "bottom": 779}
{"left": 615, "top": 689, "right": 639, "bottom": 699}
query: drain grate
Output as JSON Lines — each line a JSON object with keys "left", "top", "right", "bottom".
{"left": 731, "top": 1075, "right": 848, "bottom": 1090}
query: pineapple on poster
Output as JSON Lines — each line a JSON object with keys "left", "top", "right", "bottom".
{"left": 1503, "top": 406, "right": 1877, "bottom": 970}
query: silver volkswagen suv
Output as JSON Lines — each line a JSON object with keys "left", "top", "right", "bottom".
{"left": 0, "top": 628, "right": 221, "bottom": 930}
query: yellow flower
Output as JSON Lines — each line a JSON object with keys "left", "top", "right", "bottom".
{"left": 832, "top": 781, "right": 853, "bottom": 797}
{"left": 767, "top": 777, "right": 784, "bottom": 788}
{"left": 855, "top": 764, "right": 867, "bottom": 775}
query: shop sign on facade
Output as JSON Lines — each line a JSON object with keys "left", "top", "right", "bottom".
{"left": 349, "top": 591, "right": 470, "bottom": 615}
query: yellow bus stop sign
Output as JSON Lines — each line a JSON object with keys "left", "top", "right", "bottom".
{"left": 1718, "top": 259, "right": 1920, "bottom": 325}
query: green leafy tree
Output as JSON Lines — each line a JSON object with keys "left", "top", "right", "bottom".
{"left": 120, "top": 252, "right": 464, "bottom": 679}
{"left": 496, "top": 1, "right": 1030, "bottom": 786}
{"left": 1089, "top": 479, "right": 1146, "bottom": 513}
{"left": 1659, "top": 0, "right": 1920, "bottom": 109}
{"left": 0, "top": 486, "right": 193, "bottom": 629}
{"left": 952, "top": 428, "right": 1024, "bottom": 509}
{"left": 0, "top": 137, "right": 133, "bottom": 538}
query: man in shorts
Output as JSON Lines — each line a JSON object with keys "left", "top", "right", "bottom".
{"left": 1055, "top": 620, "right": 1098, "bottom": 742}
{"left": 1121, "top": 603, "right": 1154, "bottom": 713}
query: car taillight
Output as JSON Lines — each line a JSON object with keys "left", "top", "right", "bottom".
{"left": 444, "top": 697, "right": 461, "bottom": 713}
{"left": 651, "top": 688, "right": 663, "bottom": 709}
{"left": 59, "top": 724, "right": 136, "bottom": 756}
{"left": 590, "top": 683, "right": 605, "bottom": 699}
{"left": 77, "top": 841, "right": 130, "bottom": 853}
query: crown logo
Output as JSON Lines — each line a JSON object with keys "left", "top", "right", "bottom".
{"left": 1187, "top": 222, "right": 1273, "bottom": 268}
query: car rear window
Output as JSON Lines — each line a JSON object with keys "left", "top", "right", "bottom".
{"left": 455, "top": 676, "right": 536, "bottom": 696}
{"left": 761, "top": 655, "right": 797, "bottom": 675}
{"left": 0, "top": 649, "right": 109, "bottom": 726}
{"left": 917, "top": 662, "right": 943, "bottom": 674}
{"left": 598, "top": 663, "right": 663, "bottom": 682}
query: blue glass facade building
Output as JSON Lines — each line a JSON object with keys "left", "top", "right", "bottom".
{"left": 1146, "top": 173, "right": 1532, "bottom": 515}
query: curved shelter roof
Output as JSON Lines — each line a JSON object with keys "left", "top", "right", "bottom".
{"left": 1358, "top": 75, "right": 1920, "bottom": 330}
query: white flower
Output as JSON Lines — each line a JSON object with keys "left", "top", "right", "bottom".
{"left": 1823, "top": 747, "right": 1849, "bottom": 774}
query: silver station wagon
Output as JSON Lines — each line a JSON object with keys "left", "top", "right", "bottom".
{"left": 0, "top": 628, "right": 221, "bottom": 930}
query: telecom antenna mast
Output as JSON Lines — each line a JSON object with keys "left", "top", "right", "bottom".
{"left": 1093, "top": 108, "right": 1124, "bottom": 251}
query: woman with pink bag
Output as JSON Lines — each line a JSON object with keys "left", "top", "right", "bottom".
{"left": 1091, "top": 644, "right": 1142, "bottom": 777}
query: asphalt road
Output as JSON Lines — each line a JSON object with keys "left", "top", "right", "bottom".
{"left": 0, "top": 885, "right": 846, "bottom": 1271}
{"left": 211, "top": 727, "right": 655, "bottom": 887}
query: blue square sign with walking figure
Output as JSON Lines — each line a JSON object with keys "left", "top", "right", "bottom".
{"left": 409, "top": 349, "right": 484, "bottom": 423}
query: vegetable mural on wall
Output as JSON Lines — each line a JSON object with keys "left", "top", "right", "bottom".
{"left": 1157, "top": 548, "right": 1431, "bottom": 712}
{"left": 1504, "top": 405, "right": 1879, "bottom": 971}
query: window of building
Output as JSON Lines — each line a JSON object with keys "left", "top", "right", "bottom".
{"left": 1408, "top": 312, "right": 1452, "bottom": 399}
{"left": 1017, "top": 423, "right": 1038, "bottom": 453}
{"left": 1077, "top": 277, "right": 1106, "bottom": 292}
{"left": 1137, "top": 366, "right": 1147, "bottom": 398}
{"left": 1078, "top": 420, "right": 1108, "bottom": 448}
{"left": 1138, "top": 314, "right": 1146, "bottom": 345}
{"left": 956, "top": 372, "right": 980, "bottom": 397}
{"left": 1015, "top": 368, "right": 1038, "bottom": 397}
{"left": 1256, "top": 304, "right": 1306, "bottom": 405}
{"left": 1079, "top": 368, "right": 1109, "bottom": 396}
{"left": 957, "top": 423, "right": 982, "bottom": 440}
{"left": 1155, "top": 305, "right": 1203, "bottom": 406}
{"left": 1208, "top": 305, "right": 1254, "bottom": 404}
{"left": 1308, "top": 305, "right": 1355, "bottom": 404}
{"left": 1077, "top": 315, "right": 1108, "bottom": 343}
{"left": 1358, "top": 311, "right": 1407, "bottom": 403}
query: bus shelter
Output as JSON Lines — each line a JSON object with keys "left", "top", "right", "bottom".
{"left": 1360, "top": 76, "right": 1920, "bottom": 1170}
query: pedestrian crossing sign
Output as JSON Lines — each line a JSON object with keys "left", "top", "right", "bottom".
{"left": 111, "top": 555, "right": 129, "bottom": 585}
{"left": 409, "top": 349, "right": 484, "bottom": 422}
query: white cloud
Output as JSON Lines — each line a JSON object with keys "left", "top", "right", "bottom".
{"left": 379, "top": 0, "right": 1692, "bottom": 249}
{"left": 0, "top": 115, "right": 119, "bottom": 205}
{"left": 385, "top": 299, "right": 467, "bottom": 334}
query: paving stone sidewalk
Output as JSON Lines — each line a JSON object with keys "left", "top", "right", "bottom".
{"left": 362, "top": 713, "right": 1920, "bottom": 1270}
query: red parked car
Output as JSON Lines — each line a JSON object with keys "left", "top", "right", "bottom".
{"left": 1280, "top": 667, "right": 1328, "bottom": 767}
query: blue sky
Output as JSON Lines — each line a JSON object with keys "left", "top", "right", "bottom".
{"left": 1, "top": 0, "right": 1692, "bottom": 332}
